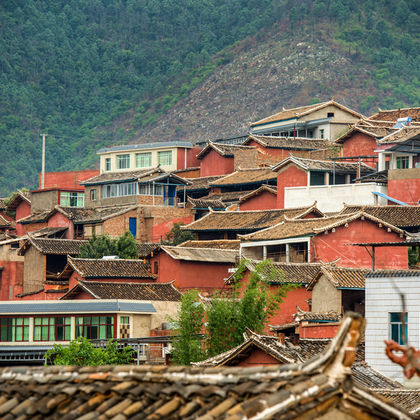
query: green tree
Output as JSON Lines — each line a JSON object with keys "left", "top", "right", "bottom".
{"left": 170, "top": 289, "right": 205, "bottom": 365}
{"left": 162, "top": 223, "right": 195, "bottom": 246}
{"left": 45, "top": 337, "right": 134, "bottom": 366}
{"left": 78, "top": 232, "right": 138, "bottom": 259}
{"left": 171, "top": 259, "right": 296, "bottom": 363}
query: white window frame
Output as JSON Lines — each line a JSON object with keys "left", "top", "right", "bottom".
{"left": 117, "top": 154, "right": 130, "bottom": 169}
{"left": 136, "top": 152, "right": 152, "bottom": 168}
{"left": 158, "top": 150, "right": 172, "bottom": 166}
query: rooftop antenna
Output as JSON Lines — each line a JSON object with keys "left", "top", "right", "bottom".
{"left": 40, "top": 133, "right": 48, "bottom": 189}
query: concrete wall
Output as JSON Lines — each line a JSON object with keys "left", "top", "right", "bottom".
{"left": 239, "top": 191, "right": 277, "bottom": 211}
{"left": 199, "top": 149, "right": 234, "bottom": 177}
{"left": 23, "top": 247, "right": 45, "bottom": 294}
{"left": 285, "top": 183, "right": 388, "bottom": 212}
{"left": 311, "top": 275, "right": 341, "bottom": 313}
{"left": 312, "top": 220, "right": 408, "bottom": 269}
{"left": 366, "top": 274, "right": 420, "bottom": 383}
{"left": 388, "top": 168, "right": 420, "bottom": 205}
{"left": 30, "top": 190, "right": 59, "bottom": 213}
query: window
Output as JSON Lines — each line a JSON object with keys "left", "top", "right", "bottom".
{"left": 120, "top": 316, "right": 130, "bottom": 338}
{"left": 320, "top": 129, "right": 325, "bottom": 139}
{"left": 310, "top": 171, "right": 325, "bottom": 186}
{"left": 139, "top": 184, "right": 150, "bottom": 195}
{"left": 154, "top": 184, "right": 164, "bottom": 196}
{"left": 396, "top": 156, "right": 410, "bottom": 169}
{"left": 101, "top": 182, "right": 137, "bottom": 198}
{"left": 154, "top": 261, "right": 159, "bottom": 274}
{"left": 60, "top": 192, "right": 84, "bottom": 207}
{"left": 158, "top": 151, "right": 172, "bottom": 166}
{"left": 389, "top": 312, "right": 407, "bottom": 345}
{"left": 76, "top": 316, "right": 115, "bottom": 340}
{"left": 34, "top": 317, "right": 71, "bottom": 341}
{"left": 327, "top": 112, "right": 334, "bottom": 118}
{"left": 136, "top": 152, "right": 152, "bottom": 168}
{"left": 0, "top": 318, "right": 29, "bottom": 342}
{"left": 329, "top": 173, "right": 346, "bottom": 185}
{"left": 117, "top": 154, "right": 130, "bottom": 169}
{"left": 105, "top": 158, "right": 111, "bottom": 171}
{"left": 90, "top": 189, "right": 97, "bottom": 201}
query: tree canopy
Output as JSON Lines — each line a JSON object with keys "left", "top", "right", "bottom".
{"left": 78, "top": 232, "right": 138, "bottom": 259}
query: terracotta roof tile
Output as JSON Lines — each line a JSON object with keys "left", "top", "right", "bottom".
{"left": 81, "top": 167, "right": 161, "bottom": 185}
{"left": 307, "top": 266, "right": 370, "bottom": 291}
{"left": 178, "top": 240, "right": 240, "bottom": 249}
{"left": 196, "top": 143, "right": 255, "bottom": 159}
{"left": 18, "top": 237, "right": 87, "bottom": 256}
{"left": 241, "top": 211, "right": 406, "bottom": 241}
{"left": 340, "top": 205, "right": 420, "bottom": 228}
{"left": 294, "top": 308, "right": 342, "bottom": 322}
{"left": 211, "top": 167, "right": 278, "bottom": 186}
{"left": 198, "top": 190, "right": 254, "bottom": 203}
{"left": 239, "top": 185, "right": 277, "bottom": 203}
{"left": 368, "top": 107, "right": 420, "bottom": 122}
{"left": 62, "top": 281, "right": 181, "bottom": 301}
{"left": 58, "top": 205, "right": 138, "bottom": 224}
{"left": 188, "top": 196, "right": 226, "bottom": 209}
{"left": 0, "top": 214, "right": 14, "bottom": 228}
{"left": 378, "top": 126, "right": 420, "bottom": 144}
{"left": 65, "top": 257, "right": 155, "bottom": 279}
{"left": 246, "top": 134, "right": 334, "bottom": 150}
{"left": 183, "top": 206, "right": 322, "bottom": 233}
{"left": 137, "top": 242, "right": 160, "bottom": 258}
{"left": 183, "top": 176, "right": 223, "bottom": 191}
{"left": 374, "top": 390, "right": 420, "bottom": 415}
{"left": 161, "top": 246, "right": 238, "bottom": 263}
{"left": 0, "top": 313, "right": 413, "bottom": 418}
{"left": 335, "top": 122, "right": 397, "bottom": 144}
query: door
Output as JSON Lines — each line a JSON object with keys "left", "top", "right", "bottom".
{"left": 129, "top": 217, "right": 137, "bottom": 237}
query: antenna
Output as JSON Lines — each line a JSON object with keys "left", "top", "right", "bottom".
{"left": 40, "top": 133, "right": 48, "bottom": 189}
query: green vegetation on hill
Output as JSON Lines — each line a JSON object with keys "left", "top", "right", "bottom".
{"left": 0, "top": 0, "right": 419, "bottom": 195}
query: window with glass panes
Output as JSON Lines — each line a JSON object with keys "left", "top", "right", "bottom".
{"left": 34, "top": 317, "right": 71, "bottom": 341}
{"left": 117, "top": 154, "right": 130, "bottom": 169}
{"left": 76, "top": 315, "right": 115, "bottom": 339}
{"left": 396, "top": 156, "right": 410, "bottom": 169}
{"left": 105, "top": 158, "right": 111, "bottom": 171}
{"left": 158, "top": 150, "right": 172, "bottom": 166}
{"left": 120, "top": 316, "right": 130, "bottom": 338}
{"left": 389, "top": 312, "right": 407, "bottom": 345}
{"left": 136, "top": 152, "right": 152, "bottom": 168}
{"left": 0, "top": 318, "right": 29, "bottom": 342}
{"left": 60, "top": 191, "right": 84, "bottom": 207}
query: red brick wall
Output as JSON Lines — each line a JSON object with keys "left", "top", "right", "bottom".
{"left": 299, "top": 323, "right": 340, "bottom": 339}
{"left": 47, "top": 212, "right": 74, "bottom": 239}
{"left": 151, "top": 251, "right": 232, "bottom": 293}
{"left": 18, "top": 222, "right": 48, "bottom": 236}
{"left": 102, "top": 210, "right": 138, "bottom": 237}
{"left": 0, "top": 261, "right": 24, "bottom": 300}
{"left": 312, "top": 219, "right": 408, "bottom": 269}
{"left": 15, "top": 200, "right": 31, "bottom": 221}
{"left": 237, "top": 349, "right": 280, "bottom": 366}
{"left": 276, "top": 164, "right": 308, "bottom": 208}
{"left": 240, "top": 191, "right": 277, "bottom": 211}
{"left": 199, "top": 149, "right": 235, "bottom": 177}
{"left": 341, "top": 133, "right": 378, "bottom": 168}
{"left": 38, "top": 170, "right": 99, "bottom": 190}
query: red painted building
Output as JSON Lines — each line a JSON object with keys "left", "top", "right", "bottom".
{"left": 38, "top": 169, "right": 100, "bottom": 190}
{"left": 239, "top": 186, "right": 277, "bottom": 211}
{"left": 388, "top": 168, "right": 420, "bottom": 206}
{"left": 151, "top": 245, "right": 237, "bottom": 294}
{"left": 6, "top": 191, "right": 31, "bottom": 235}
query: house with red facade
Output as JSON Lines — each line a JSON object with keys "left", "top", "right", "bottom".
{"left": 0, "top": 198, "right": 15, "bottom": 238}
{"left": 182, "top": 204, "right": 324, "bottom": 241}
{"left": 38, "top": 169, "right": 100, "bottom": 190}
{"left": 6, "top": 191, "right": 31, "bottom": 236}
{"left": 150, "top": 244, "right": 238, "bottom": 294}
{"left": 238, "top": 185, "right": 277, "bottom": 211}
{"left": 240, "top": 211, "right": 409, "bottom": 269}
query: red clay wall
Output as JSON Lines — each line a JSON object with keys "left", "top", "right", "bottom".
{"left": 341, "top": 133, "right": 378, "bottom": 168}
{"left": 0, "top": 261, "right": 24, "bottom": 300}
{"left": 38, "top": 170, "right": 99, "bottom": 190}
{"left": 148, "top": 210, "right": 193, "bottom": 243}
{"left": 237, "top": 349, "right": 280, "bottom": 366}
{"left": 176, "top": 147, "right": 201, "bottom": 169}
{"left": 47, "top": 212, "right": 74, "bottom": 239}
{"left": 276, "top": 164, "right": 308, "bottom": 208}
{"left": 18, "top": 222, "right": 48, "bottom": 236}
{"left": 151, "top": 251, "right": 231, "bottom": 294}
{"left": 199, "top": 149, "right": 234, "bottom": 177}
{"left": 312, "top": 219, "right": 408, "bottom": 269}
{"left": 299, "top": 324, "right": 340, "bottom": 339}
{"left": 240, "top": 191, "right": 277, "bottom": 211}
{"left": 388, "top": 169, "right": 420, "bottom": 205}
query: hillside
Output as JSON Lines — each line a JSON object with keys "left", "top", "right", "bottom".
{"left": 0, "top": 0, "right": 419, "bottom": 195}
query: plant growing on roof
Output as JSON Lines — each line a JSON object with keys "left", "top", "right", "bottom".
{"left": 78, "top": 232, "right": 138, "bottom": 259}
{"left": 162, "top": 222, "right": 195, "bottom": 246}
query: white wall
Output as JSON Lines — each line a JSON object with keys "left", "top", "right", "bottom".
{"left": 365, "top": 274, "right": 420, "bottom": 384}
{"left": 284, "top": 183, "right": 388, "bottom": 212}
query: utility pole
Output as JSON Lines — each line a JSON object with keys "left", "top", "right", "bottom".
{"left": 40, "top": 133, "right": 48, "bottom": 189}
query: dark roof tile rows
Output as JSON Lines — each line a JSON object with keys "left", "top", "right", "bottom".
{"left": 294, "top": 307, "right": 343, "bottom": 322}
{"left": 136, "top": 242, "right": 160, "bottom": 258}
{"left": 178, "top": 239, "right": 241, "bottom": 249}
{"left": 182, "top": 175, "right": 223, "bottom": 191}
{"left": 246, "top": 135, "right": 334, "bottom": 150}
{"left": 59, "top": 205, "right": 138, "bottom": 224}
{"left": 211, "top": 167, "right": 277, "bottom": 186}
{"left": 379, "top": 126, "right": 420, "bottom": 144}
{"left": 161, "top": 246, "right": 238, "bottom": 263}
{"left": 307, "top": 266, "right": 370, "bottom": 290}
{"left": 187, "top": 196, "right": 226, "bottom": 209}
{"left": 65, "top": 257, "right": 155, "bottom": 279}
{"left": 18, "top": 237, "right": 87, "bottom": 256}
{"left": 196, "top": 142, "right": 255, "bottom": 159}
{"left": 62, "top": 281, "right": 181, "bottom": 301}
{"left": 0, "top": 313, "right": 412, "bottom": 419}
{"left": 368, "top": 107, "right": 420, "bottom": 122}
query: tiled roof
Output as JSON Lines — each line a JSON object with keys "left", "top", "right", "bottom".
{"left": 356, "top": 170, "right": 388, "bottom": 184}
{"left": 210, "top": 167, "right": 278, "bottom": 186}
{"left": 182, "top": 175, "right": 223, "bottom": 191}
{"left": 182, "top": 206, "right": 322, "bottom": 233}
{"left": 6, "top": 190, "right": 31, "bottom": 212}
{"left": 161, "top": 246, "right": 238, "bottom": 263}
{"left": 97, "top": 141, "right": 193, "bottom": 154}
{"left": 0, "top": 214, "right": 14, "bottom": 227}
{"left": 18, "top": 237, "right": 87, "bottom": 256}
{"left": 366, "top": 270, "right": 420, "bottom": 278}
{"left": 196, "top": 142, "right": 255, "bottom": 159}
{"left": 378, "top": 126, "right": 420, "bottom": 144}
{"left": 335, "top": 122, "right": 397, "bottom": 144}
{"left": 187, "top": 196, "right": 226, "bottom": 209}
{"left": 241, "top": 211, "right": 406, "bottom": 241}
{"left": 272, "top": 155, "right": 375, "bottom": 174}
{"left": 374, "top": 390, "right": 420, "bottom": 416}
{"left": 0, "top": 198, "right": 6, "bottom": 210}
{"left": 61, "top": 281, "right": 181, "bottom": 301}
{"left": 62, "top": 256, "right": 155, "bottom": 279}
{"left": 0, "top": 313, "right": 410, "bottom": 419}
{"left": 229, "top": 260, "right": 325, "bottom": 285}
{"left": 294, "top": 307, "right": 343, "bottom": 322}
{"left": 136, "top": 242, "right": 160, "bottom": 258}
{"left": 58, "top": 205, "right": 138, "bottom": 224}
{"left": 352, "top": 361, "right": 403, "bottom": 390}
{"left": 197, "top": 190, "right": 254, "bottom": 203}
{"left": 238, "top": 185, "right": 277, "bottom": 203}
{"left": 307, "top": 266, "right": 370, "bottom": 291}
{"left": 245, "top": 134, "right": 334, "bottom": 150}
{"left": 179, "top": 239, "right": 240, "bottom": 249}
{"left": 340, "top": 204, "right": 420, "bottom": 228}
{"left": 368, "top": 106, "right": 420, "bottom": 122}
{"left": 17, "top": 210, "right": 52, "bottom": 224}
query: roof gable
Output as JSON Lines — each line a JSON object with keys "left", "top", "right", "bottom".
{"left": 210, "top": 167, "right": 278, "bottom": 187}
{"left": 307, "top": 266, "right": 370, "bottom": 291}
{"left": 160, "top": 245, "right": 238, "bottom": 263}
{"left": 245, "top": 134, "right": 334, "bottom": 150}
{"left": 196, "top": 142, "right": 255, "bottom": 159}
{"left": 18, "top": 237, "right": 87, "bottom": 256}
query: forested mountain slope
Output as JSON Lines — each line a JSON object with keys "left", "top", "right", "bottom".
{"left": 0, "top": 0, "right": 419, "bottom": 195}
